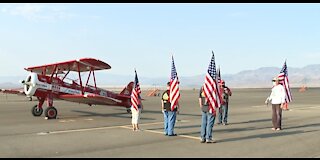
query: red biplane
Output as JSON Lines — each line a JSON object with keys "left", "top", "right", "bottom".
{"left": 19, "top": 58, "right": 134, "bottom": 119}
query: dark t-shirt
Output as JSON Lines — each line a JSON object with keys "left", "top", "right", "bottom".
{"left": 162, "top": 90, "right": 171, "bottom": 111}
{"left": 199, "top": 89, "right": 209, "bottom": 112}
{"left": 162, "top": 90, "right": 177, "bottom": 111}
{"left": 222, "top": 86, "right": 231, "bottom": 104}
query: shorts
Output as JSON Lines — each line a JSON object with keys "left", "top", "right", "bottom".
{"left": 131, "top": 106, "right": 141, "bottom": 124}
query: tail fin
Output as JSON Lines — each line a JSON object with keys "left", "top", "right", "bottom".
{"left": 120, "top": 81, "right": 134, "bottom": 96}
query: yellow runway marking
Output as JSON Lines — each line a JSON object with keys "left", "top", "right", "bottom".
{"left": 37, "top": 120, "right": 191, "bottom": 136}
{"left": 37, "top": 120, "right": 200, "bottom": 141}
{"left": 37, "top": 125, "right": 122, "bottom": 135}
{"left": 120, "top": 121, "right": 200, "bottom": 141}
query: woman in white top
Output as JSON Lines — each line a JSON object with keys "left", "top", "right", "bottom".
{"left": 131, "top": 103, "right": 143, "bottom": 131}
{"left": 265, "top": 77, "right": 286, "bottom": 131}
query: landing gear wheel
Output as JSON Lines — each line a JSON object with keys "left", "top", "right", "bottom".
{"left": 45, "top": 107, "right": 58, "bottom": 119}
{"left": 31, "top": 105, "right": 43, "bottom": 116}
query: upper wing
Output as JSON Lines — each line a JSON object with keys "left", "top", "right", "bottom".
{"left": 59, "top": 94, "right": 122, "bottom": 106}
{"left": 25, "top": 58, "right": 111, "bottom": 74}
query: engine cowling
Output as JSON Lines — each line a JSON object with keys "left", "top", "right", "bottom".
{"left": 22, "top": 73, "right": 38, "bottom": 96}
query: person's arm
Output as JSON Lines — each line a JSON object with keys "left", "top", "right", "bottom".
{"left": 265, "top": 97, "right": 269, "bottom": 104}
{"left": 199, "top": 98, "right": 202, "bottom": 108}
{"left": 265, "top": 90, "right": 272, "bottom": 104}
{"left": 161, "top": 100, "right": 164, "bottom": 113}
{"left": 199, "top": 89, "right": 204, "bottom": 108}
{"left": 280, "top": 103, "right": 284, "bottom": 109}
{"left": 177, "top": 102, "right": 180, "bottom": 114}
{"left": 280, "top": 86, "right": 286, "bottom": 108}
{"left": 228, "top": 88, "right": 232, "bottom": 96}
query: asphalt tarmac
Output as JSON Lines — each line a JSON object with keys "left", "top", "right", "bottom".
{"left": 0, "top": 88, "right": 320, "bottom": 158}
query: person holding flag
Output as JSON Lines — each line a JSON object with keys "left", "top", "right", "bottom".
{"left": 218, "top": 79, "right": 232, "bottom": 125}
{"left": 216, "top": 67, "right": 233, "bottom": 125}
{"left": 265, "top": 76, "right": 286, "bottom": 131}
{"left": 199, "top": 51, "right": 221, "bottom": 143}
{"left": 161, "top": 55, "right": 180, "bottom": 136}
{"left": 131, "top": 69, "right": 143, "bottom": 131}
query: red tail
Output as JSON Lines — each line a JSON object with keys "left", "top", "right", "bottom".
{"left": 120, "top": 82, "right": 134, "bottom": 96}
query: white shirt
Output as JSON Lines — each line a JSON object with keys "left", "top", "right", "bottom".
{"left": 267, "top": 84, "right": 286, "bottom": 104}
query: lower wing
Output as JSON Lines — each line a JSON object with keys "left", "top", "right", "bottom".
{"left": 0, "top": 88, "right": 25, "bottom": 95}
{"left": 59, "top": 94, "right": 122, "bottom": 106}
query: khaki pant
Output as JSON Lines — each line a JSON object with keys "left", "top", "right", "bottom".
{"left": 272, "top": 104, "right": 282, "bottom": 129}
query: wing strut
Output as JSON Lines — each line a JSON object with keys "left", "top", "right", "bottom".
{"left": 85, "top": 70, "right": 92, "bottom": 87}
{"left": 77, "top": 62, "right": 84, "bottom": 95}
{"left": 92, "top": 68, "right": 98, "bottom": 94}
{"left": 61, "top": 70, "right": 70, "bottom": 81}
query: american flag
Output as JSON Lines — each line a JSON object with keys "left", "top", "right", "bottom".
{"left": 169, "top": 55, "right": 180, "bottom": 111}
{"left": 278, "top": 61, "right": 293, "bottom": 103}
{"left": 131, "top": 69, "right": 142, "bottom": 111}
{"left": 203, "top": 51, "right": 222, "bottom": 114}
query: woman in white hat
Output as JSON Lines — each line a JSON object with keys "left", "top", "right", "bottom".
{"left": 265, "top": 77, "right": 286, "bottom": 131}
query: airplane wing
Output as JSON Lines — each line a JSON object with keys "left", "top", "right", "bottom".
{"left": 24, "top": 58, "right": 111, "bottom": 74}
{"left": 117, "top": 94, "right": 145, "bottom": 101}
{"left": 0, "top": 88, "right": 25, "bottom": 95}
{"left": 1, "top": 88, "right": 33, "bottom": 101}
{"left": 117, "top": 94, "right": 131, "bottom": 99}
{"left": 59, "top": 94, "right": 122, "bottom": 106}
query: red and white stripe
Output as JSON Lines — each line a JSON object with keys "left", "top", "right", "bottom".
{"left": 203, "top": 73, "right": 221, "bottom": 114}
{"left": 278, "top": 73, "right": 292, "bottom": 103}
{"left": 131, "top": 87, "right": 140, "bottom": 111}
{"left": 131, "top": 70, "right": 141, "bottom": 111}
{"left": 170, "top": 76, "right": 180, "bottom": 111}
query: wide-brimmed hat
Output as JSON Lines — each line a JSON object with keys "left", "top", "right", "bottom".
{"left": 272, "top": 77, "right": 279, "bottom": 82}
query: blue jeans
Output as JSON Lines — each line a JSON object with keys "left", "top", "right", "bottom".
{"left": 218, "top": 103, "right": 228, "bottom": 124}
{"left": 200, "top": 111, "right": 215, "bottom": 140}
{"left": 163, "top": 111, "right": 169, "bottom": 135}
{"left": 167, "top": 111, "right": 177, "bottom": 135}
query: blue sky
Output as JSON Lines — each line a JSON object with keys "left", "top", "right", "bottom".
{"left": 1, "top": 3, "right": 320, "bottom": 78}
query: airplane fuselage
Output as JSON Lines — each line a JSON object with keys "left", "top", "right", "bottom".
{"left": 23, "top": 73, "right": 131, "bottom": 107}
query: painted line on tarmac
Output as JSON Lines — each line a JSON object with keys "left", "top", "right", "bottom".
{"left": 119, "top": 121, "right": 200, "bottom": 141}
{"left": 38, "top": 122, "right": 166, "bottom": 135}
{"left": 37, "top": 125, "right": 122, "bottom": 135}
{"left": 251, "top": 105, "right": 267, "bottom": 108}
{"left": 291, "top": 106, "right": 320, "bottom": 110}
{"left": 251, "top": 105, "right": 320, "bottom": 110}
{"left": 138, "top": 120, "right": 190, "bottom": 126}
{"left": 178, "top": 134, "right": 200, "bottom": 140}
{"left": 59, "top": 119, "right": 76, "bottom": 123}
{"left": 36, "top": 120, "right": 190, "bottom": 136}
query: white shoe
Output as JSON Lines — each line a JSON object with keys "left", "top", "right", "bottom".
{"left": 206, "top": 139, "right": 216, "bottom": 143}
